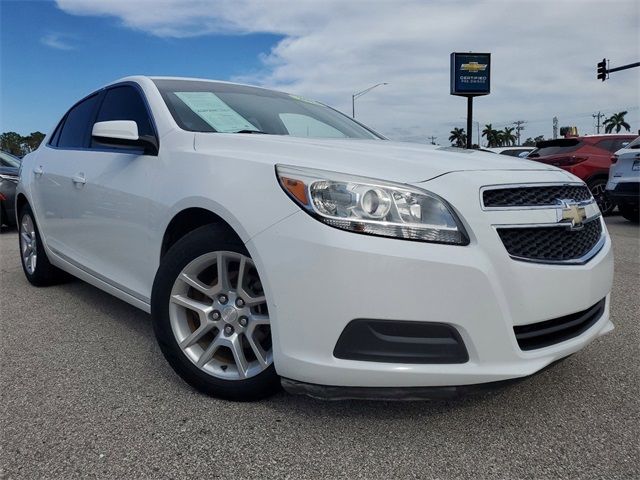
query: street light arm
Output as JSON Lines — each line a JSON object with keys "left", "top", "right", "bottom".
{"left": 353, "top": 82, "right": 389, "bottom": 99}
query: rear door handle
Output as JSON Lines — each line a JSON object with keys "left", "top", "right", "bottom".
{"left": 33, "top": 166, "right": 44, "bottom": 176}
{"left": 72, "top": 173, "right": 86, "bottom": 185}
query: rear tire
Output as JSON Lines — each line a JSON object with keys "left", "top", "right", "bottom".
{"left": 588, "top": 178, "right": 614, "bottom": 215}
{"left": 619, "top": 204, "right": 640, "bottom": 223}
{"left": 18, "top": 204, "right": 68, "bottom": 286}
{"left": 151, "top": 224, "right": 280, "bottom": 401}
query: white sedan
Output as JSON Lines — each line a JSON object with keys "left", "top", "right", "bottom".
{"left": 16, "top": 77, "right": 613, "bottom": 400}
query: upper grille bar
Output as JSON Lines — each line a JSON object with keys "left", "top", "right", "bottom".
{"left": 483, "top": 184, "right": 592, "bottom": 208}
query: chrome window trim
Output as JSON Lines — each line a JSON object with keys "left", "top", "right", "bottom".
{"left": 480, "top": 182, "right": 591, "bottom": 211}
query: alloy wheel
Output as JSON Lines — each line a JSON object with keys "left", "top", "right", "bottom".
{"left": 169, "top": 251, "right": 272, "bottom": 380}
{"left": 590, "top": 182, "right": 613, "bottom": 214}
{"left": 20, "top": 213, "right": 37, "bottom": 275}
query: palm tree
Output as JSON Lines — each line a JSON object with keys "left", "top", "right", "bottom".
{"left": 482, "top": 124, "right": 499, "bottom": 147}
{"left": 449, "top": 128, "right": 467, "bottom": 147}
{"left": 603, "top": 111, "right": 631, "bottom": 133}
{"left": 499, "top": 127, "right": 517, "bottom": 146}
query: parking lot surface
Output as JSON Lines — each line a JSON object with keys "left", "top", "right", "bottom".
{"left": 1, "top": 217, "right": 638, "bottom": 479}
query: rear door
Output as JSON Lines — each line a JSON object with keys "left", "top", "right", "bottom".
{"left": 31, "top": 93, "right": 101, "bottom": 259}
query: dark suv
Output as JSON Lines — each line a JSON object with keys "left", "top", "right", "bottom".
{"left": 528, "top": 134, "right": 636, "bottom": 214}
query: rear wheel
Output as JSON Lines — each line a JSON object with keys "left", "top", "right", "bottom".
{"left": 588, "top": 178, "right": 614, "bottom": 215}
{"left": 619, "top": 204, "right": 640, "bottom": 223}
{"left": 151, "top": 224, "right": 279, "bottom": 401}
{"left": 18, "top": 204, "right": 68, "bottom": 286}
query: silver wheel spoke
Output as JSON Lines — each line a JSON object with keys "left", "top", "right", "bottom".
{"left": 247, "top": 334, "right": 268, "bottom": 368}
{"left": 229, "top": 335, "right": 249, "bottom": 378}
{"left": 179, "top": 272, "right": 214, "bottom": 297}
{"left": 170, "top": 294, "right": 211, "bottom": 319}
{"left": 196, "top": 336, "right": 223, "bottom": 367}
{"left": 180, "top": 321, "right": 216, "bottom": 348}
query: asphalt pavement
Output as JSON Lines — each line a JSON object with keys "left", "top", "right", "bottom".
{"left": 1, "top": 217, "right": 638, "bottom": 479}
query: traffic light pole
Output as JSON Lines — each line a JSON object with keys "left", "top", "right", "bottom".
{"left": 597, "top": 58, "right": 640, "bottom": 81}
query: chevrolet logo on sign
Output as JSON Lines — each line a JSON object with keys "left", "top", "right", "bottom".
{"left": 460, "top": 62, "right": 488, "bottom": 73}
{"left": 557, "top": 199, "right": 588, "bottom": 229}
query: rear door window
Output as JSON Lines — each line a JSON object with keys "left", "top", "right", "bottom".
{"left": 528, "top": 139, "right": 581, "bottom": 158}
{"left": 56, "top": 94, "right": 100, "bottom": 148}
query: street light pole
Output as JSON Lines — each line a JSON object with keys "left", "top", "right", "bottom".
{"left": 352, "top": 83, "right": 388, "bottom": 118}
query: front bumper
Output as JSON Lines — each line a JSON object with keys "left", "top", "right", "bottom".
{"left": 606, "top": 180, "right": 640, "bottom": 207}
{"left": 247, "top": 170, "right": 614, "bottom": 389}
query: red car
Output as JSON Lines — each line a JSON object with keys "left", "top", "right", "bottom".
{"left": 528, "top": 134, "right": 636, "bottom": 214}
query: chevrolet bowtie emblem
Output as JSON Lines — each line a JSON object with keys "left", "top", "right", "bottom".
{"left": 558, "top": 199, "right": 587, "bottom": 229}
{"left": 460, "top": 62, "right": 487, "bottom": 73}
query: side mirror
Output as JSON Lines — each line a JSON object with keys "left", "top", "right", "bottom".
{"left": 92, "top": 120, "right": 158, "bottom": 155}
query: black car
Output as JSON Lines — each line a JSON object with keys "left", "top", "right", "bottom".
{"left": 0, "top": 151, "right": 21, "bottom": 227}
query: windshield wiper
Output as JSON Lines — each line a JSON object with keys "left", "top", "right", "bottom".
{"left": 232, "top": 129, "right": 269, "bottom": 134}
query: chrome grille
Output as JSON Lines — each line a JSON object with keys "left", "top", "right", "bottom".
{"left": 497, "top": 219, "right": 603, "bottom": 263}
{"left": 483, "top": 185, "right": 592, "bottom": 208}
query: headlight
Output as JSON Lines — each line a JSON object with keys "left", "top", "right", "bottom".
{"left": 276, "top": 165, "right": 469, "bottom": 245}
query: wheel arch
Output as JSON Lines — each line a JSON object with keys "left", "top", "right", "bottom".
{"left": 160, "top": 206, "right": 244, "bottom": 260}
{"left": 16, "top": 193, "right": 28, "bottom": 217}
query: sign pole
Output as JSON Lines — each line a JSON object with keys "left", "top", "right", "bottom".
{"left": 466, "top": 96, "right": 473, "bottom": 149}
{"left": 450, "top": 52, "right": 490, "bottom": 149}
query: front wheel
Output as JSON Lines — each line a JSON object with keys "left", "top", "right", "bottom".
{"left": 588, "top": 179, "right": 614, "bottom": 215}
{"left": 151, "top": 224, "right": 279, "bottom": 401}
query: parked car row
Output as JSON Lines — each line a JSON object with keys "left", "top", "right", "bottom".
{"left": 527, "top": 134, "right": 636, "bottom": 215}
{"left": 606, "top": 136, "right": 640, "bottom": 223}
{"left": 0, "top": 151, "right": 21, "bottom": 227}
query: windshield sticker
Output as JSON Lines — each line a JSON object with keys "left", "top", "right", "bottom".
{"left": 174, "top": 91, "right": 257, "bottom": 133}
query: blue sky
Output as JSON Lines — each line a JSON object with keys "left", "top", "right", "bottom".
{"left": 1, "top": 0, "right": 638, "bottom": 143}
{"left": 0, "top": 0, "right": 281, "bottom": 135}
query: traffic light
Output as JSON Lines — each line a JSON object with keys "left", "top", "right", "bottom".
{"left": 597, "top": 58, "right": 607, "bottom": 81}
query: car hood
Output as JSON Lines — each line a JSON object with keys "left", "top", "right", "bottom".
{"left": 194, "top": 134, "right": 557, "bottom": 183}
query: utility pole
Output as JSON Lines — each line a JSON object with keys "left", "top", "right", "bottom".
{"left": 428, "top": 136, "right": 437, "bottom": 145}
{"left": 592, "top": 111, "right": 605, "bottom": 134}
{"left": 553, "top": 117, "right": 558, "bottom": 139}
{"left": 513, "top": 120, "right": 526, "bottom": 146}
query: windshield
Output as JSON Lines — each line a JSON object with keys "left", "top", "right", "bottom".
{"left": 153, "top": 79, "right": 381, "bottom": 140}
{"left": 0, "top": 151, "right": 21, "bottom": 168}
{"left": 528, "top": 139, "right": 581, "bottom": 158}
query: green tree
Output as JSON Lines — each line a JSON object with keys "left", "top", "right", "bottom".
{"left": 449, "top": 127, "right": 466, "bottom": 147}
{"left": 522, "top": 135, "right": 545, "bottom": 147}
{"left": 482, "top": 124, "right": 500, "bottom": 147}
{"left": 22, "top": 131, "right": 46, "bottom": 153}
{"left": 603, "top": 111, "right": 631, "bottom": 133}
{"left": 499, "top": 127, "right": 517, "bottom": 146}
{"left": 0, "top": 131, "right": 24, "bottom": 156}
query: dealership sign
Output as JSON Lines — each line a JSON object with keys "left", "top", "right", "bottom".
{"left": 450, "top": 52, "right": 491, "bottom": 96}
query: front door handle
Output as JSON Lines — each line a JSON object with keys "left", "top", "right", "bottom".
{"left": 72, "top": 173, "right": 86, "bottom": 185}
{"left": 33, "top": 166, "right": 44, "bottom": 176}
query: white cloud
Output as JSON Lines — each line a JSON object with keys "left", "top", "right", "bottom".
{"left": 55, "top": 0, "right": 640, "bottom": 143}
{"left": 41, "top": 32, "right": 76, "bottom": 50}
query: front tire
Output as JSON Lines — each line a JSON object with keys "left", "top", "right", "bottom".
{"left": 18, "top": 204, "right": 68, "bottom": 286}
{"left": 151, "top": 224, "right": 280, "bottom": 401}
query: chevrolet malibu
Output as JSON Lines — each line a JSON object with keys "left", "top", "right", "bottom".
{"left": 16, "top": 77, "right": 614, "bottom": 400}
